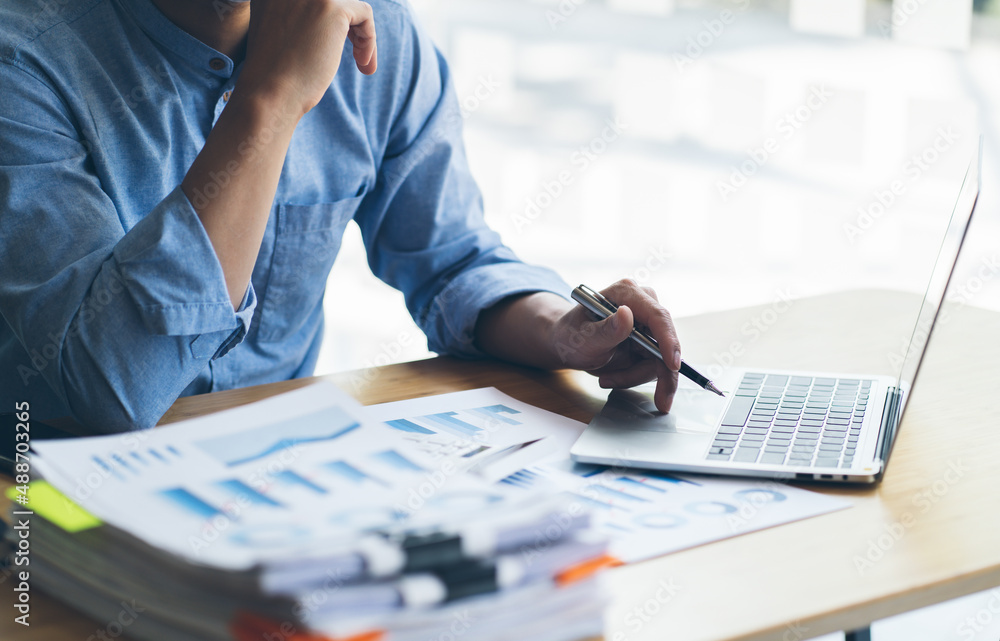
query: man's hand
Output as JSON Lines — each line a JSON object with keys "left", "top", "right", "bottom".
{"left": 475, "top": 279, "right": 682, "bottom": 413}
{"left": 239, "top": 0, "right": 378, "bottom": 117}
{"left": 549, "top": 280, "right": 681, "bottom": 413}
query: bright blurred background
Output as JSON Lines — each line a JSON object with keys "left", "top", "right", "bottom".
{"left": 317, "top": 0, "right": 999, "bottom": 380}
{"left": 318, "top": 2, "right": 1000, "bottom": 638}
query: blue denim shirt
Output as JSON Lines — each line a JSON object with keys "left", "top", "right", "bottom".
{"left": 0, "top": 0, "right": 569, "bottom": 432}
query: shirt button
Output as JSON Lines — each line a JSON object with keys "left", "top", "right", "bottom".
{"left": 209, "top": 58, "right": 226, "bottom": 71}
{"left": 223, "top": 91, "right": 232, "bottom": 102}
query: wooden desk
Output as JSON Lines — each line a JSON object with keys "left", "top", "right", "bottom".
{"left": 4, "top": 289, "right": 999, "bottom": 641}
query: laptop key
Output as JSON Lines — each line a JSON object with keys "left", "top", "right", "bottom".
{"left": 814, "top": 458, "right": 840, "bottom": 468}
{"left": 721, "top": 396, "right": 756, "bottom": 427}
{"left": 760, "top": 453, "right": 786, "bottom": 465}
{"left": 733, "top": 448, "right": 760, "bottom": 463}
{"left": 718, "top": 425, "right": 742, "bottom": 435}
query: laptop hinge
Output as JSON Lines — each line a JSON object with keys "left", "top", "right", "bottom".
{"left": 874, "top": 387, "right": 903, "bottom": 466}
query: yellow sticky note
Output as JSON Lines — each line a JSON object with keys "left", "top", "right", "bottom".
{"left": 5, "top": 481, "right": 102, "bottom": 533}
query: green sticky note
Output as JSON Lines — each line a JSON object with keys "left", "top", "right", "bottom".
{"left": 5, "top": 481, "right": 102, "bottom": 533}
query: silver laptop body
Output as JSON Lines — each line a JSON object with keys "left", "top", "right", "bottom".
{"left": 571, "top": 140, "right": 983, "bottom": 484}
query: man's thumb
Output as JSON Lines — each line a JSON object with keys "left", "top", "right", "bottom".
{"left": 595, "top": 305, "right": 633, "bottom": 348}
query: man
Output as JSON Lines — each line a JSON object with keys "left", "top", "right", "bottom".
{"left": 0, "top": 0, "right": 682, "bottom": 433}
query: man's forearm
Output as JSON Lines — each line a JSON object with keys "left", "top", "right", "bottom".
{"left": 181, "top": 93, "right": 300, "bottom": 308}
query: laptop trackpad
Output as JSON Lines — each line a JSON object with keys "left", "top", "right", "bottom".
{"left": 599, "top": 386, "right": 724, "bottom": 434}
{"left": 570, "top": 387, "right": 725, "bottom": 464}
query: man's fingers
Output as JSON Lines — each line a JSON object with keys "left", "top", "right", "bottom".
{"left": 597, "top": 358, "right": 658, "bottom": 389}
{"left": 350, "top": 32, "right": 378, "bottom": 74}
{"left": 601, "top": 280, "right": 681, "bottom": 372}
{"left": 652, "top": 361, "right": 679, "bottom": 413}
{"left": 346, "top": 1, "right": 377, "bottom": 74}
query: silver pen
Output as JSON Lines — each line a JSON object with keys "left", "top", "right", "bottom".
{"left": 571, "top": 284, "right": 725, "bottom": 397}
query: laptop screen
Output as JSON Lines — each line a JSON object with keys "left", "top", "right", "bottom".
{"left": 883, "top": 136, "right": 983, "bottom": 461}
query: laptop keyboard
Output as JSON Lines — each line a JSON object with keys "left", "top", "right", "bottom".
{"left": 707, "top": 374, "right": 873, "bottom": 469}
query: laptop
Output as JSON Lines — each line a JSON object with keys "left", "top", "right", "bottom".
{"left": 570, "top": 139, "right": 983, "bottom": 484}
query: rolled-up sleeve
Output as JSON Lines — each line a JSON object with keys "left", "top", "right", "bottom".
{"left": 355, "top": 10, "right": 570, "bottom": 358}
{"left": 0, "top": 61, "right": 253, "bottom": 432}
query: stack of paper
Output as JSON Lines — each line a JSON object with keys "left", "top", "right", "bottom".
{"left": 15, "top": 383, "right": 613, "bottom": 641}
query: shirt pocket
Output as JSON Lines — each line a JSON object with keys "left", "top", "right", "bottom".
{"left": 256, "top": 196, "right": 363, "bottom": 343}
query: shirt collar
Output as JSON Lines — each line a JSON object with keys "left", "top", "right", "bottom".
{"left": 112, "top": 0, "right": 235, "bottom": 78}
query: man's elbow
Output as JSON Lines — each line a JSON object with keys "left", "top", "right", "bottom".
{"left": 63, "top": 376, "right": 166, "bottom": 435}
